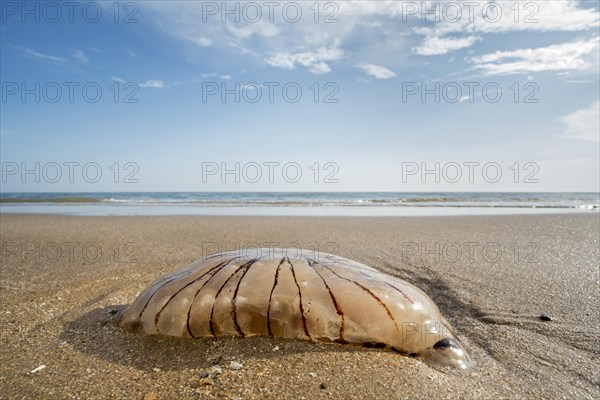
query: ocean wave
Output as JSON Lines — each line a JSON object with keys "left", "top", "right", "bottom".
{"left": 1, "top": 193, "right": 598, "bottom": 209}
{"left": 0, "top": 196, "right": 102, "bottom": 204}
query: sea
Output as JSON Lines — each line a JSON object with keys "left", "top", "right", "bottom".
{"left": 0, "top": 192, "right": 598, "bottom": 216}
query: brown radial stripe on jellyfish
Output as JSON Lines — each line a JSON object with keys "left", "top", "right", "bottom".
{"left": 209, "top": 259, "right": 258, "bottom": 337}
{"left": 154, "top": 260, "right": 230, "bottom": 331}
{"left": 187, "top": 256, "right": 240, "bottom": 338}
{"left": 230, "top": 258, "right": 259, "bottom": 337}
{"left": 353, "top": 268, "right": 415, "bottom": 305}
{"left": 266, "top": 258, "right": 286, "bottom": 337}
{"left": 306, "top": 258, "right": 346, "bottom": 343}
{"left": 286, "top": 257, "right": 311, "bottom": 339}
{"left": 140, "top": 255, "right": 242, "bottom": 319}
{"left": 313, "top": 259, "right": 400, "bottom": 333}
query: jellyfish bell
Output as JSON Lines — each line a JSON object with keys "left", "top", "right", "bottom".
{"left": 117, "top": 248, "right": 474, "bottom": 371}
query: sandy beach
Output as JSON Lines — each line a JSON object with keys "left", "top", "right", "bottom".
{"left": 1, "top": 213, "right": 598, "bottom": 399}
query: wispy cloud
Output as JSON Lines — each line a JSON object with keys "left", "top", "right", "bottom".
{"left": 265, "top": 40, "right": 344, "bottom": 75}
{"left": 559, "top": 100, "right": 600, "bottom": 142}
{"left": 72, "top": 49, "right": 90, "bottom": 63}
{"left": 127, "top": 50, "right": 138, "bottom": 58}
{"left": 469, "top": 36, "right": 599, "bottom": 75}
{"left": 357, "top": 63, "right": 396, "bottom": 79}
{"left": 189, "top": 37, "right": 212, "bottom": 47}
{"left": 15, "top": 47, "right": 66, "bottom": 63}
{"left": 199, "top": 73, "right": 232, "bottom": 80}
{"left": 139, "top": 80, "right": 165, "bottom": 88}
{"left": 412, "top": 1, "right": 599, "bottom": 55}
{"left": 413, "top": 36, "right": 480, "bottom": 56}
{"left": 227, "top": 20, "right": 280, "bottom": 39}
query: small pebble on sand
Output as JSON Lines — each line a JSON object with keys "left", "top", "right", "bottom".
{"left": 230, "top": 361, "right": 243, "bottom": 370}
{"left": 30, "top": 365, "right": 46, "bottom": 374}
{"left": 143, "top": 391, "right": 157, "bottom": 400}
{"left": 202, "top": 366, "right": 222, "bottom": 378}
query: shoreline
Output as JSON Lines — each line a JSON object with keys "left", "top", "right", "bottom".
{"left": 1, "top": 210, "right": 599, "bottom": 219}
{"left": 1, "top": 214, "right": 599, "bottom": 399}
{"left": 1, "top": 205, "right": 598, "bottom": 217}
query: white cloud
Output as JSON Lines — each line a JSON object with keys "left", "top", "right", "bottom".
{"left": 413, "top": 35, "right": 480, "bottom": 55}
{"left": 412, "top": 1, "right": 599, "bottom": 55}
{"left": 357, "top": 63, "right": 396, "bottom": 79}
{"left": 199, "top": 73, "right": 231, "bottom": 80}
{"left": 72, "top": 49, "right": 90, "bottom": 63}
{"left": 190, "top": 37, "right": 212, "bottom": 47}
{"left": 265, "top": 40, "right": 344, "bottom": 74}
{"left": 242, "top": 83, "right": 259, "bottom": 91}
{"left": 115, "top": 76, "right": 168, "bottom": 88}
{"left": 139, "top": 1, "right": 599, "bottom": 75}
{"left": 127, "top": 50, "right": 139, "bottom": 58}
{"left": 227, "top": 20, "right": 280, "bottom": 39}
{"left": 559, "top": 100, "right": 600, "bottom": 142}
{"left": 15, "top": 47, "right": 66, "bottom": 63}
{"left": 139, "top": 80, "right": 165, "bottom": 88}
{"left": 470, "top": 36, "right": 599, "bottom": 75}
{"left": 358, "top": 20, "right": 382, "bottom": 28}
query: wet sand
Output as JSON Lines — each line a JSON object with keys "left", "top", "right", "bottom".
{"left": 1, "top": 214, "right": 598, "bottom": 399}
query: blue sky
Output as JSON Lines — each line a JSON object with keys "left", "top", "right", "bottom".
{"left": 1, "top": 0, "right": 599, "bottom": 192}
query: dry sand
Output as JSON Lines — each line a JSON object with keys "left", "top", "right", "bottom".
{"left": 0, "top": 214, "right": 598, "bottom": 399}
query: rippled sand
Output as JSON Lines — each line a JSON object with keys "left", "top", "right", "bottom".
{"left": 1, "top": 214, "right": 598, "bottom": 399}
